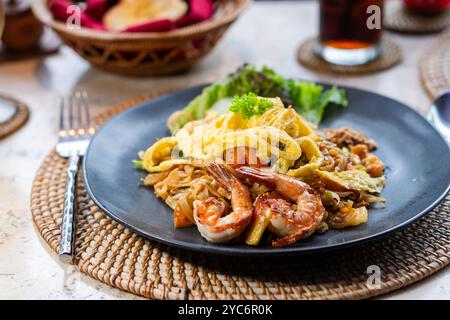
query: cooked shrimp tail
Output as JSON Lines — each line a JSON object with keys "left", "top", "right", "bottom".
{"left": 272, "top": 229, "right": 313, "bottom": 247}
{"left": 234, "top": 166, "right": 277, "bottom": 188}
{"left": 205, "top": 163, "right": 238, "bottom": 191}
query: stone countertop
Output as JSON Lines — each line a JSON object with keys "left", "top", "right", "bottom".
{"left": 0, "top": 1, "right": 449, "bottom": 299}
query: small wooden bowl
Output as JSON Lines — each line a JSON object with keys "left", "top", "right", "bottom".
{"left": 32, "top": 0, "right": 251, "bottom": 76}
{"left": 2, "top": 0, "right": 44, "bottom": 51}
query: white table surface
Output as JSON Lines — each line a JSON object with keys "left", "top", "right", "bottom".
{"left": 0, "top": 0, "right": 449, "bottom": 300}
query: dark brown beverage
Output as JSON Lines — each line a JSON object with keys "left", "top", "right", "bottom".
{"left": 316, "top": 0, "right": 383, "bottom": 65}
{"left": 0, "top": 0, "right": 4, "bottom": 37}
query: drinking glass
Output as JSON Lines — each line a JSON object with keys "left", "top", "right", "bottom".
{"left": 316, "top": 0, "right": 384, "bottom": 66}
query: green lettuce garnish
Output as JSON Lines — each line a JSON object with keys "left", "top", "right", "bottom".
{"left": 288, "top": 82, "right": 347, "bottom": 125}
{"left": 170, "top": 65, "right": 347, "bottom": 132}
{"left": 261, "top": 66, "right": 347, "bottom": 124}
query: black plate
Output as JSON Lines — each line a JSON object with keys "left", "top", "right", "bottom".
{"left": 83, "top": 84, "right": 450, "bottom": 256}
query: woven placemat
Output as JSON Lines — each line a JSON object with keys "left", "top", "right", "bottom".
{"left": 31, "top": 91, "right": 450, "bottom": 300}
{"left": 419, "top": 28, "right": 450, "bottom": 99}
{"left": 384, "top": 0, "right": 450, "bottom": 34}
{"left": 0, "top": 94, "right": 30, "bottom": 139}
{"left": 297, "top": 38, "right": 402, "bottom": 75}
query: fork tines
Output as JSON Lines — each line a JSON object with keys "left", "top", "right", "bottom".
{"left": 59, "top": 91, "right": 92, "bottom": 137}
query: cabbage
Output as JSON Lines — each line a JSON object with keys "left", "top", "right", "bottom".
{"left": 319, "top": 170, "right": 385, "bottom": 194}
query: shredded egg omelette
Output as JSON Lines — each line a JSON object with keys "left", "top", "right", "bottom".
{"left": 142, "top": 97, "right": 323, "bottom": 176}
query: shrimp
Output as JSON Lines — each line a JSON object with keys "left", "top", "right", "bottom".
{"left": 193, "top": 163, "right": 253, "bottom": 243}
{"left": 235, "top": 166, "right": 325, "bottom": 247}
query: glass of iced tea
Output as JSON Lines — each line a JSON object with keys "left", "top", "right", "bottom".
{"left": 316, "top": 0, "right": 383, "bottom": 66}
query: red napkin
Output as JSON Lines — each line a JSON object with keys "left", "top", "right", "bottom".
{"left": 84, "top": 0, "right": 111, "bottom": 21}
{"left": 175, "top": 0, "right": 213, "bottom": 27}
{"left": 50, "top": 0, "right": 107, "bottom": 31}
{"left": 49, "top": 0, "right": 214, "bottom": 33}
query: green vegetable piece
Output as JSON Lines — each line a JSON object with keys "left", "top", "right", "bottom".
{"left": 245, "top": 208, "right": 272, "bottom": 246}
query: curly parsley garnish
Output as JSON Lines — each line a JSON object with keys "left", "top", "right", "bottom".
{"left": 229, "top": 92, "right": 274, "bottom": 119}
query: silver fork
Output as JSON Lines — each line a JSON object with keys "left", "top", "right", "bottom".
{"left": 56, "top": 91, "right": 94, "bottom": 263}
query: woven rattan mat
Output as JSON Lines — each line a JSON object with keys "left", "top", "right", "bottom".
{"left": 0, "top": 94, "right": 29, "bottom": 139}
{"left": 297, "top": 38, "right": 402, "bottom": 75}
{"left": 31, "top": 91, "right": 450, "bottom": 300}
{"left": 420, "top": 28, "right": 450, "bottom": 99}
{"left": 384, "top": 1, "right": 450, "bottom": 34}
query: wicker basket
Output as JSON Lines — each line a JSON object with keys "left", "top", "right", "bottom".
{"left": 32, "top": 0, "right": 251, "bottom": 76}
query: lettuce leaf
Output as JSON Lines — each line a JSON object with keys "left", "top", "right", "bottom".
{"left": 262, "top": 66, "right": 348, "bottom": 124}
{"left": 185, "top": 66, "right": 287, "bottom": 118}
{"left": 171, "top": 65, "right": 347, "bottom": 132}
{"left": 289, "top": 83, "right": 347, "bottom": 124}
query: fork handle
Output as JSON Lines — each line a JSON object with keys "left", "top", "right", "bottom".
{"left": 59, "top": 154, "right": 80, "bottom": 263}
